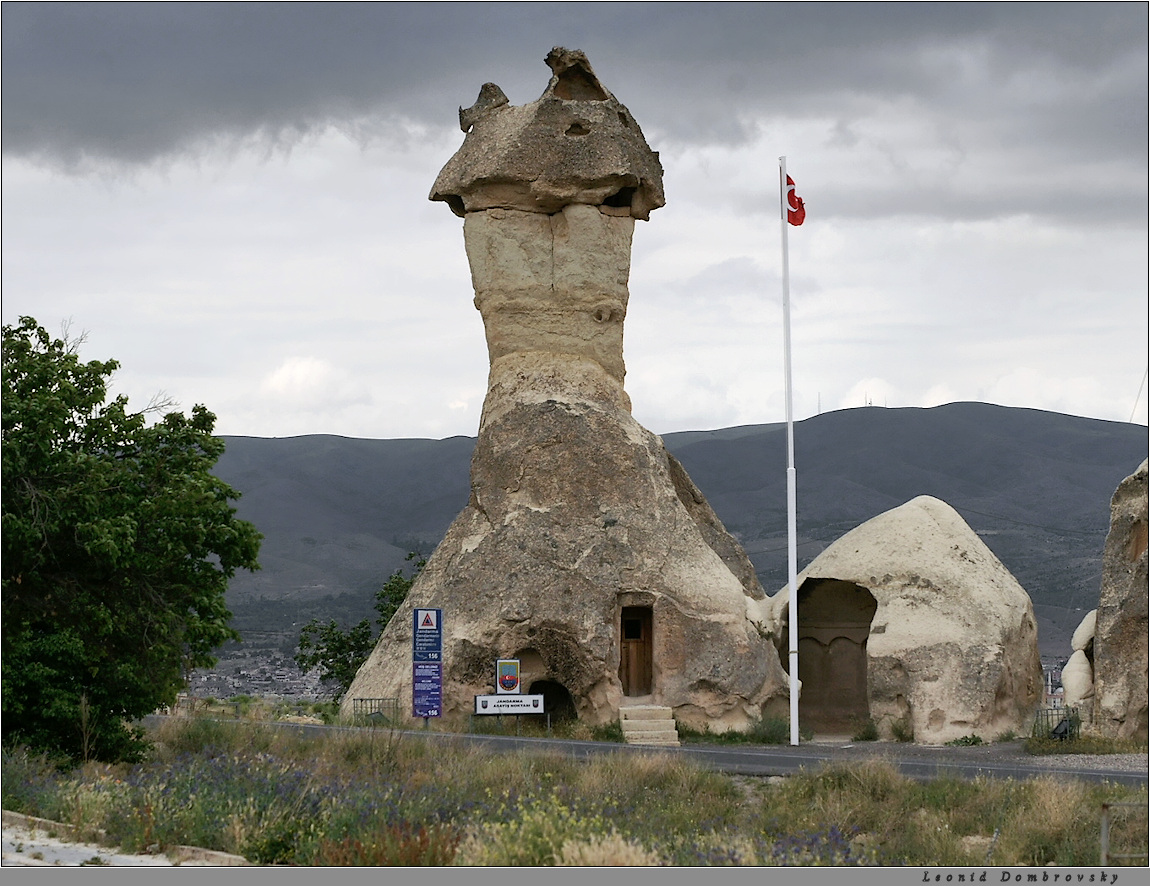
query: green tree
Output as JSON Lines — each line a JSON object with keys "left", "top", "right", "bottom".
{"left": 295, "top": 553, "right": 423, "bottom": 701}
{"left": 1, "top": 317, "right": 262, "bottom": 762}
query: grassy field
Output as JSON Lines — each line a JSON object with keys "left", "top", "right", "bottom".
{"left": 2, "top": 710, "right": 1146, "bottom": 866}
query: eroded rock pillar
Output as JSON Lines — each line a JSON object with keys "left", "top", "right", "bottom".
{"left": 465, "top": 204, "right": 634, "bottom": 384}
{"left": 342, "top": 48, "right": 788, "bottom": 731}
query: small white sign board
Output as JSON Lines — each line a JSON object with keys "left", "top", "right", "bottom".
{"left": 474, "top": 694, "right": 545, "bottom": 714}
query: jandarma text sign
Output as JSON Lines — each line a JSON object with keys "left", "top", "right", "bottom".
{"left": 412, "top": 608, "right": 442, "bottom": 662}
{"left": 474, "top": 694, "right": 544, "bottom": 714}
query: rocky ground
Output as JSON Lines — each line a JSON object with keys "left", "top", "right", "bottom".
{"left": 1, "top": 811, "right": 248, "bottom": 867}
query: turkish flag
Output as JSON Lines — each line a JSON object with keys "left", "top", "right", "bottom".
{"left": 786, "top": 175, "right": 805, "bottom": 226}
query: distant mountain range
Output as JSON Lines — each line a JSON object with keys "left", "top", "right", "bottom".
{"left": 214, "top": 402, "right": 1147, "bottom": 660}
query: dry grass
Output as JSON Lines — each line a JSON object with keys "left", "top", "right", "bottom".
{"left": 4, "top": 718, "right": 1146, "bottom": 866}
{"left": 556, "top": 832, "right": 663, "bottom": 866}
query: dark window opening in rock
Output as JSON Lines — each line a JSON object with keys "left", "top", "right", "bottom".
{"left": 603, "top": 187, "right": 635, "bottom": 209}
{"left": 617, "top": 110, "right": 630, "bottom": 128}
{"left": 792, "top": 579, "right": 878, "bottom": 733}
{"left": 565, "top": 122, "right": 591, "bottom": 136}
{"left": 529, "top": 680, "right": 577, "bottom": 722}
{"left": 619, "top": 606, "right": 653, "bottom": 696}
{"left": 554, "top": 66, "right": 609, "bottom": 101}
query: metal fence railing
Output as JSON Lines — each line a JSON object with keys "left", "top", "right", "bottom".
{"left": 1031, "top": 706, "right": 1081, "bottom": 741}
{"left": 1101, "top": 801, "right": 1149, "bottom": 865}
{"left": 350, "top": 697, "right": 400, "bottom": 726}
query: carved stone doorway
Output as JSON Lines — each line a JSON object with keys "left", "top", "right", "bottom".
{"left": 528, "top": 679, "right": 577, "bottom": 722}
{"left": 619, "top": 606, "right": 653, "bottom": 696}
{"left": 794, "top": 579, "right": 878, "bottom": 733}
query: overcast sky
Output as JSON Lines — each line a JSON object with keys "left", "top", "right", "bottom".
{"left": 3, "top": 3, "right": 1147, "bottom": 440}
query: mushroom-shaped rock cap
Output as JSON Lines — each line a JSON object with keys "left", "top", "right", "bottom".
{"left": 430, "top": 47, "right": 665, "bottom": 220}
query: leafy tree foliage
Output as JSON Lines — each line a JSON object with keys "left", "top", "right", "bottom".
{"left": 1, "top": 317, "right": 262, "bottom": 762}
{"left": 293, "top": 619, "right": 376, "bottom": 702}
{"left": 295, "top": 554, "right": 424, "bottom": 701}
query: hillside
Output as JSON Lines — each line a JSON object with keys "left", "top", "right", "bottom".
{"left": 214, "top": 402, "right": 1147, "bottom": 659}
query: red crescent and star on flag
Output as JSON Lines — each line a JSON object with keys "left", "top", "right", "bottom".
{"left": 786, "top": 175, "right": 805, "bottom": 226}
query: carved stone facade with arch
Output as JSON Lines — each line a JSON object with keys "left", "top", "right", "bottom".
{"left": 792, "top": 579, "right": 878, "bottom": 732}
{"left": 769, "top": 496, "right": 1043, "bottom": 744}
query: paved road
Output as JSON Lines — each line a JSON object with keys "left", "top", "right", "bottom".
{"left": 177, "top": 717, "right": 1145, "bottom": 787}
{"left": 398, "top": 728, "right": 1148, "bottom": 786}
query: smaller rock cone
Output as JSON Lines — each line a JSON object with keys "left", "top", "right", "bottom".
{"left": 769, "top": 495, "right": 1043, "bottom": 744}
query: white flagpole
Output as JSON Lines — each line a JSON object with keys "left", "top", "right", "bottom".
{"left": 779, "top": 157, "right": 799, "bottom": 746}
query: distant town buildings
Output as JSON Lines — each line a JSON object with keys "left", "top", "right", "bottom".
{"left": 190, "top": 644, "right": 326, "bottom": 701}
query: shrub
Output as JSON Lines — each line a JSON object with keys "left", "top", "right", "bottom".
{"left": 767, "top": 825, "right": 878, "bottom": 866}
{"left": 557, "top": 832, "right": 663, "bottom": 866}
{"left": 149, "top": 714, "right": 244, "bottom": 757}
{"left": 309, "top": 825, "right": 461, "bottom": 865}
{"left": 1, "top": 747, "right": 68, "bottom": 819}
{"left": 307, "top": 701, "right": 342, "bottom": 724}
{"left": 453, "top": 791, "right": 612, "bottom": 866}
{"left": 590, "top": 721, "right": 625, "bottom": 743}
{"left": 750, "top": 716, "right": 791, "bottom": 744}
{"left": 1024, "top": 733, "right": 1148, "bottom": 755}
{"left": 890, "top": 717, "right": 914, "bottom": 743}
{"left": 851, "top": 718, "right": 879, "bottom": 742}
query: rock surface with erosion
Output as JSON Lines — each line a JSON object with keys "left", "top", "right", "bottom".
{"left": 430, "top": 48, "right": 664, "bottom": 221}
{"left": 344, "top": 49, "right": 788, "bottom": 730}
{"left": 1091, "top": 458, "right": 1149, "bottom": 740}
{"left": 1061, "top": 647, "right": 1095, "bottom": 712}
{"left": 768, "top": 495, "right": 1043, "bottom": 744}
{"left": 1061, "top": 608, "right": 1097, "bottom": 713}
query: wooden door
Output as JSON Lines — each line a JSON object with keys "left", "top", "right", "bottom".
{"left": 619, "top": 607, "right": 653, "bottom": 696}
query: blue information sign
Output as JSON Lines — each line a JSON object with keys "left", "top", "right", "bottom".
{"left": 413, "top": 662, "right": 442, "bottom": 718}
{"left": 413, "top": 608, "right": 442, "bottom": 662}
{"left": 412, "top": 609, "right": 443, "bottom": 718}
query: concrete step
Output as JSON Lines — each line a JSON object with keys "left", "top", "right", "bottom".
{"left": 619, "top": 705, "right": 680, "bottom": 747}
{"left": 622, "top": 734, "right": 680, "bottom": 747}
{"left": 620, "top": 721, "right": 678, "bottom": 735}
{"left": 619, "top": 705, "right": 674, "bottom": 721}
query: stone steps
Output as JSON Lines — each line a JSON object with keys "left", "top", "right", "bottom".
{"left": 619, "top": 704, "right": 680, "bottom": 747}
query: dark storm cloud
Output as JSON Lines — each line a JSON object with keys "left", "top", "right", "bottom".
{"left": 3, "top": 3, "right": 1145, "bottom": 163}
{"left": 2, "top": 4, "right": 1145, "bottom": 437}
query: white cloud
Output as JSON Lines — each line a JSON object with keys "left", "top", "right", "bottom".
{"left": 261, "top": 356, "right": 342, "bottom": 403}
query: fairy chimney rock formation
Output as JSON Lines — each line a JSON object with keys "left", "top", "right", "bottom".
{"left": 1062, "top": 609, "right": 1097, "bottom": 713}
{"left": 768, "top": 495, "right": 1043, "bottom": 744}
{"left": 430, "top": 47, "right": 665, "bottom": 221}
{"left": 344, "top": 49, "right": 788, "bottom": 730}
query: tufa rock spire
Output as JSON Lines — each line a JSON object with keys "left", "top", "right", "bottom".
{"left": 345, "top": 49, "right": 787, "bottom": 731}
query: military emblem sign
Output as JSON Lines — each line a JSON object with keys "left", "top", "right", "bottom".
{"left": 496, "top": 659, "right": 520, "bottom": 694}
